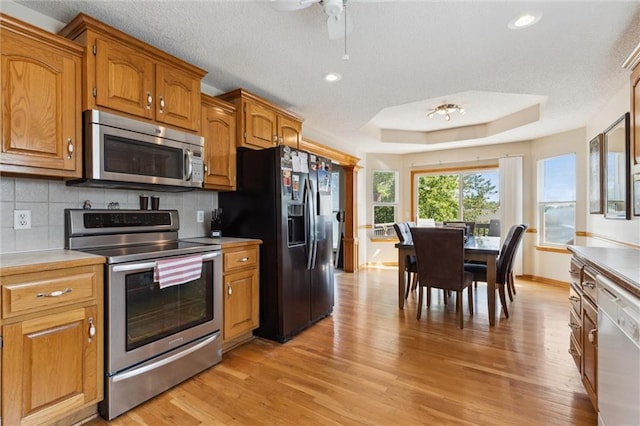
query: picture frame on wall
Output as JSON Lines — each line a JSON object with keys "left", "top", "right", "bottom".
{"left": 634, "top": 173, "right": 640, "bottom": 217}
{"left": 589, "top": 133, "right": 604, "bottom": 214}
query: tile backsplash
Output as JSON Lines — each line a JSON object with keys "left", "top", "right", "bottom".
{"left": 0, "top": 176, "right": 217, "bottom": 254}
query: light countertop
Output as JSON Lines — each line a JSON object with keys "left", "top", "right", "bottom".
{"left": 568, "top": 245, "right": 640, "bottom": 297}
{"left": 0, "top": 249, "right": 105, "bottom": 276}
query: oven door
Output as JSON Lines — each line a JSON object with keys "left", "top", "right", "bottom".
{"left": 106, "top": 251, "right": 222, "bottom": 375}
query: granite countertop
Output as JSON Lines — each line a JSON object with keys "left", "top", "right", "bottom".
{"left": 568, "top": 245, "right": 640, "bottom": 296}
{"left": 0, "top": 249, "right": 106, "bottom": 276}
{"left": 182, "top": 237, "right": 262, "bottom": 249}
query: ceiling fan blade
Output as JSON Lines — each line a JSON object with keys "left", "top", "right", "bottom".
{"left": 269, "top": 0, "right": 318, "bottom": 12}
{"left": 327, "top": 12, "right": 353, "bottom": 40}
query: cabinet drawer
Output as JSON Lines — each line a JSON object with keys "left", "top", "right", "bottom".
{"left": 569, "top": 283, "right": 582, "bottom": 317}
{"left": 2, "top": 265, "right": 98, "bottom": 318}
{"left": 569, "top": 258, "right": 583, "bottom": 286}
{"left": 223, "top": 246, "right": 258, "bottom": 273}
{"left": 582, "top": 266, "right": 597, "bottom": 304}
{"left": 569, "top": 334, "right": 582, "bottom": 372}
{"left": 568, "top": 309, "right": 582, "bottom": 347}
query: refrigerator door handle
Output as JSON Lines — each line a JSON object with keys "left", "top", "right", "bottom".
{"left": 304, "top": 178, "right": 317, "bottom": 270}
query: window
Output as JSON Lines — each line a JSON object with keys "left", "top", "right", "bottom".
{"left": 372, "top": 170, "right": 398, "bottom": 238}
{"left": 414, "top": 169, "right": 500, "bottom": 232}
{"left": 538, "top": 154, "right": 576, "bottom": 246}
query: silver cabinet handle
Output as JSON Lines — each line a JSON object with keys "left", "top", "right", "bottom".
{"left": 159, "top": 96, "right": 165, "bottom": 112}
{"left": 37, "top": 287, "right": 72, "bottom": 298}
{"left": 67, "top": 138, "right": 74, "bottom": 159}
{"left": 568, "top": 295, "right": 580, "bottom": 302}
{"left": 227, "top": 284, "right": 232, "bottom": 296}
{"left": 588, "top": 328, "right": 597, "bottom": 345}
{"left": 568, "top": 322, "right": 580, "bottom": 330}
{"left": 583, "top": 281, "right": 595, "bottom": 289}
{"left": 238, "top": 257, "right": 249, "bottom": 263}
{"left": 273, "top": 134, "right": 278, "bottom": 144}
{"left": 146, "top": 91, "right": 153, "bottom": 109}
{"left": 568, "top": 348, "right": 580, "bottom": 357}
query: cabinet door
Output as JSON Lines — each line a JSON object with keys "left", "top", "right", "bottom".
{"left": 1, "top": 31, "right": 81, "bottom": 176}
{"left": 95, "top": 38, "right": 154, "bottom": 120}
{"left": 2, "top": 306, "right": 99, "bottom": 425}
{"left": 223, "top": 269, "right": 259, "bottom": 342}
{"left": 243, "top": 101, "right": 277, "bottom": 149}
{"left": 155, "top": 65, "right": 201, "bottom": 131}
{"left": 582, "top": 297, "right": 598, "bottom": 409}
{"left": 202, "top": 101, "right": 236, "bottom": 189}
{"left": 278, "top": 115, "right": 302, "bottom": 149}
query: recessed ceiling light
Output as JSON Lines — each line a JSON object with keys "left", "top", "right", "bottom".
{"left": 508, "top": 11, "right": 542, "bottom": 30}
{"left": 324, "top": 72, "right": 342, "bottom": 82}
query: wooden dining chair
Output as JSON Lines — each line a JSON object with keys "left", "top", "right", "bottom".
{"left": 393, "top": 222, "right": 418, "bottom": 298}
{"left": 463, "top": 224, "right": 526, "bottom": 319}
{"left": 410, "top": 227, "right": 474, "bottom": 329}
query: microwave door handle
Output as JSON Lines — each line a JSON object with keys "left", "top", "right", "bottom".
{"left": 185, "top": 150, "right": 194, "bottom": 181}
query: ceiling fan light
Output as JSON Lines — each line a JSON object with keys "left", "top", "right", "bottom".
{"left": 459, "top": 108, "right": 466, "bottom": 115}
{"left": 445, "top": 114, "right": 451, "bottom": 121}
{"left": 427, "top": 112, "right": 434, "bottom": 118}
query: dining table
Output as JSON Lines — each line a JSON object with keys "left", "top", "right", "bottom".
{"left": 395, "top": 235, "right": 502, "bottom": 326}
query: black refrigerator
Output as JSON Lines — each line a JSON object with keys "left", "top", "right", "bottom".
{"left": 219, "top": 146, "right": 334, "bottom": 342}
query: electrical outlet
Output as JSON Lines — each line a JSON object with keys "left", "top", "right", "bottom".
{"left": 14, "top": 210, "right": 31, "bottom": 230}
{"left": 197, "top": 210, "right": 204, "bottom": 223}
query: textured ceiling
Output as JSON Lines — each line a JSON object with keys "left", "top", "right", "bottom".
{"left": 12, "top": 0, "right": 640, "bottom": 156}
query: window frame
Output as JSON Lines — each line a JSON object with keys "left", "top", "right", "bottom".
{"left": 411, "top": 166, "right": 500, "bottom": 226}
{"left": 537, "top": 153, "right": 577, "bottom": 247}
{"left": 372, "top": 170, "right": 398, "bottom": 238}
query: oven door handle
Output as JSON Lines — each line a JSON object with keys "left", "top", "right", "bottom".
{"left": 111, "top": 251, "right": 220, "bottom": 273}
{"left": 111, "top": 333, "right": 220, "bottom": 382}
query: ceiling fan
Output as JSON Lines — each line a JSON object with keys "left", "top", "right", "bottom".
{"left": 270, "top": 0, "right": 353, "bottom": 41}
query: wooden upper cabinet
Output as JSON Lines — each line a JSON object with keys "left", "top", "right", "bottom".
{"left": 245, "top": 100, "right": 278, "bottom": 148}
{"left": 59, "top": 13, "right": 206, "bottom": 133}
{"left": 94, "top": 38, "right": 154, "bottom": 120}
{"left": 155, "top": 64, "right": 201, "bottom": 130}
{"left": 278, "top": 114, "right": 302, "bottom": 149}
{"left": 201, "top": 94, "right": 237, "bottom": 190}
{"left": 0, "top": 14, "right": 83, "bottom": 178}
{"left": 218, "top": 88, "right": 303, "bottom": 150}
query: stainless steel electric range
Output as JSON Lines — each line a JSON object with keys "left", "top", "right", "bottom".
{"left": 65, "top": 209, "right": 222, "bottom": 420}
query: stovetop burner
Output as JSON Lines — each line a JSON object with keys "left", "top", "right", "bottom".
{"left": 65, "top": 209, "right": 221, "bottom": 264}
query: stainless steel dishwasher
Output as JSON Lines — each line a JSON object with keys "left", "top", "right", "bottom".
{"left": 596, "top": 274, "right": 640, "bottom": 426}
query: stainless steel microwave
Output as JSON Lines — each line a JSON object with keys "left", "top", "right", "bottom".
{"left": 67, "top": 110, "right": 204, "bottom": 191}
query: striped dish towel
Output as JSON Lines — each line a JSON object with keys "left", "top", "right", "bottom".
{"left": 153, "top": 255, "right": 203, "bottom": 289}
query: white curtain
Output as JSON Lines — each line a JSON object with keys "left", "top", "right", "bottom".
{"left": 499, "top": 156, "right": 524, "bottom": 275}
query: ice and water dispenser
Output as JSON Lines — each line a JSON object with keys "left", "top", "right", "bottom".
{"left": 287, "top": 204, "right": 305, "bottom": 246}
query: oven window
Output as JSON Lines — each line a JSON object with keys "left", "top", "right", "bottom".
{"left": 104, "top": 135, "right": 183, "bottom": 179}
{"left": 125, "top": 261, "right": 213, "bottom": 351}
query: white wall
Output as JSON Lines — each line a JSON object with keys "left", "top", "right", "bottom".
{"left": 586, "top": 81, "right": 640, "bottom": 247}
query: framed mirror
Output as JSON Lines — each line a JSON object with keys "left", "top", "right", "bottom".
{"left": 603, "top": 112, "right": 631, "bottom": 219}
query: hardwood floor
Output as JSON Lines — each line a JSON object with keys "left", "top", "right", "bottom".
{"left": 87, "top": 267, "right": 596, "bottom": 425}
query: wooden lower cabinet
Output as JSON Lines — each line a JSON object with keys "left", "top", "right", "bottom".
{"left": 567, "top": 255, "right": 598, "bottom": 411}
{"left": 1, "top": 261, "right": 104, "bottom": 425}
{"left": 222, "top": 242, "right": 260, "bottom": 351}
